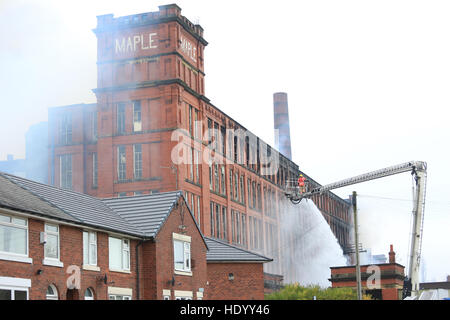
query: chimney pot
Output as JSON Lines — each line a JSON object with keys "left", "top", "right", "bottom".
{"left": 389, "top": 244, "right": 396, "bottom": 264}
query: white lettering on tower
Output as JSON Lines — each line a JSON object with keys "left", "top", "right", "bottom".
{"left": 114, "top": 33, "right": 158, "bottom": 54}
{"left": 180, "top": 35, "right": 197, "bottom": 63}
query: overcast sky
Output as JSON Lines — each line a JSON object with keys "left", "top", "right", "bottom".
{"left": 0, "top": 0, "right": 449, "bottom": 282}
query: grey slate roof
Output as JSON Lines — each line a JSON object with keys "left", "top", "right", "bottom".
{"left": 0, "top": 175, "right": 76, "bottom": 222}
{"left": 205, "top": 237, "right": 272, "bottom": 263}
{"left": 102, "top": 191, "right": 183, "bottom": 238}
{"left": 0, "top": 172, "right": 143, "bottom": 237}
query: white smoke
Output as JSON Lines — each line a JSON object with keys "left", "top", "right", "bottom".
{"left": 280, "top": 199, "right": 348, "bottom": 287}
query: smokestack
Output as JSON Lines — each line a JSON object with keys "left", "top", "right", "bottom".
{"left": 273, "top": 92, "right": 292, "bottom": 160}
{"left": 389, "top": 244, "right": 396, "bottom": 264}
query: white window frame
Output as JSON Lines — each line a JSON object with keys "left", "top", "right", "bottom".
{"left": 46, "top": 284, "right": 58, "bottom": 300}
{"left": 0, "top": 277, "right": 30, "bottom": 300}
{"left": 108, "top": 286, "right": 132, "bottom": 300}
{"left": 83, "top": 231, "right": 98, "bottom": 270}
{"left": 174, "top": 290, "right": 193, "bottom": 300}
{"left": 117, "top": 146, "right": 126, "bottom": 182}
{"left": 0, "top": 213, "right": 31, "bottom": 264}
{"left": 163, "top": 289, "right": 171, "bottom": 300}
{"left": 133, "top": 144, "right": 142, "bottom": 179}
{"left": 109, "top": 294, "right": 131, "bottom": 300}
{"left": 173, "top": 233, "right": 191, "bottom": 276}
{"left": 43, "top": 223, "right": 63, "bottom": 268}
{"left": 108, "top": 237, "right": 130, "bottom": 272}
{"left": 84, "top": 288, "right": 94, "bottom": 300}
{"left": 133, "top": 100, "right": 142, "bottom": 132}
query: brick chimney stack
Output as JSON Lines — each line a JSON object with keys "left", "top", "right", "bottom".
{"left": 273, "top": 92, "right": 292, "bottom": 160}
{"left": 389, "top": 244, "right": 396, "bottom": 264}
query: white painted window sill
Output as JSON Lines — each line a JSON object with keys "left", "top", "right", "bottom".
{"left": 0, "top": 252, "right": 32, "bottom": 264}
{"left": 174, "top": 270, "right": 192, "bottom": 277}
{"left": 82, "top": 265, "right": 101, "bottom": 272}
{"left": 42, "top": 258, "right": 64, "bottom": 268}
{"left": 109, "top": 268, "right": 131, "bottom": 274}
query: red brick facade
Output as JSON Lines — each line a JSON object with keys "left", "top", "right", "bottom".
{"left": 0, "top": 214, "right": 139, "bottom": 300}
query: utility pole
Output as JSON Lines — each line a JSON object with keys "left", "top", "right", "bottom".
{"left": 352, "top": 191, "right": 362, "bottom": 300}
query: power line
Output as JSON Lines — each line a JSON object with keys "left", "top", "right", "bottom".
{"left": 358, "top": 194, "right": 450, "bottom": 208}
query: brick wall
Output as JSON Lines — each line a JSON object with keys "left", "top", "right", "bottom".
{"left": 0, "top": 216, "right": 138, "bottom": 300}
{"left": 207, "top": 263, "right": 264, "bottom": 300}
{"left": 140, "top": 200, "right": 208, "bottom": 300}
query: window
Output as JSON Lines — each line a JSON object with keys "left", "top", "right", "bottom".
{"left": 210, "top": 203, "right": 214, "bottom": 237}
{"left": 207, "top": 118, "right": 212, "bottom": 145}
{"left": 92, "top": 152, "right": 98, "bottom": 188}
{"left": 46, "top": 285, "right": 58, "bottom": 300}
{"left": 229, "top": 169, "right": 233, "bottom": 199}
{"left": 109, "top": 294, "right": 131, "bottom": 300}
{"left": 109, "top": 237, "right": 130, "bottom": 271}
{"left": 60, "top": 113, "right": 72, "bottom": 145}
{"left": 195, "top": 150, "right": 200, "bottom": 183}
{"left": 0, "top": 288, "right": 27, "bottom": 300}
{"left": 83, "top": 231, "right": 97, "bottom": 266}
{"left": 189, "top": 148, "right": 194, "bottom": 181}
{"left": 213, "top": 122, "right": 219, "bottom": 151}
{"left": 0, "top": 214, "right": 27, "bottom": 256}
{"left": 252, "top": 181, "right": 256, "bottom": 208}
{"left": 208, "top": 162, "right": 213, "bottom": 190}
{"left": 133, "top": 144, "right": 142, "bottom": 179}
{"left": 214, "top": 164, "right": 219, "bottom": 192}
{"left": 173, "top": 239, "right": 191, "bottom": 273}
{"left": 220, "top": 126, "right": 226, "bottom": 155}
{"left": 133, "top": 101, "right": 142, "bottom": 132}
{"left": 188, "top": 105, "right": 193, "bottom": 136}
{"left": 117, "top": 103, "right": 126, "bottom": 134}
{"left": 60, "top": 154, "right": 72, "bottom": 190}
{"left": 196, "top": 196, "right": 201, "bottom": 226}
{"left": 241, "top": 213, "right": 247, "bottom": 247}
{"left": 117, "top": 146, "right": 126, "bottom": 181}
{"left": 222, "top": 206, "right": 227, "bottom": 240}
{"left": 215, "top": 204, "right": 220, "bottom": 239}
{"left": 44, "top": 224, "right": 60, "bottom": 261}
{"left": 247, "top": 178, "right": 251, "bottom": 206}
{"left": 240, "top": 176, "right": 245, "bottom": 204}
{"left": 92, "top": 111, "right": 98, "bottom": 141}
{"left": 234, "top": 172, "right": 239, "bottom": 201}
{"left": 84, "top": 288, "right": 94, "bottom": 300}
{"left": 220, "top": 166, "right": 226, "bottom": 195}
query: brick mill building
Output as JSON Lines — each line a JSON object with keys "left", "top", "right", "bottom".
{"left": 0, "top": 172, "right": 271, "bottom": 300}
{"left": 46, "top": 4, "right": 352, "bottom": 284}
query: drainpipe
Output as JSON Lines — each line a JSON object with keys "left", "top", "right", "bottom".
{"left": 135, "top": 240, "right": 145, "bottom": 300}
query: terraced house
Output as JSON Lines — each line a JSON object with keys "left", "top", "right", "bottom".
{"left": 0, "top": 172, "right": 270, "bottom": 300}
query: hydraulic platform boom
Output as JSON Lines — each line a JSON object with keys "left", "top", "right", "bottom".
{"left": 285, "top": 161, "right": 427, "bottom": 298}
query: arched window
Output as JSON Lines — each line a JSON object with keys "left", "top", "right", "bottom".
{"left": 84, "top": 288, "right": 94, "bottom": 300}
{"left": 46, "top": 284, "right": 58, "bottom": 300}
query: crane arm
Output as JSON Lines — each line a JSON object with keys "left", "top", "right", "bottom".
{"left": 285, "top": 160, "right": 427, "bottom": 298}
{"left": 287, "top": 161, "right": 426, "bottom": 201}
